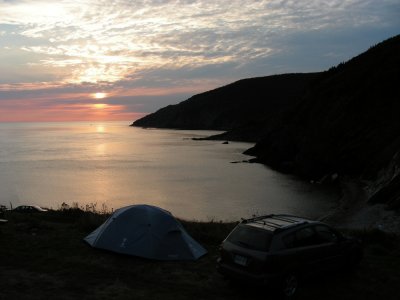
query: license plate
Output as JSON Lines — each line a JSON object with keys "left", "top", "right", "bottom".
{"left": 234, "top": 255, "right": 248, "bottom": 266}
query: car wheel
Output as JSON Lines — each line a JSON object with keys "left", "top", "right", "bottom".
{"left": 281, "top": 273, "right": 298, "bottom": 298}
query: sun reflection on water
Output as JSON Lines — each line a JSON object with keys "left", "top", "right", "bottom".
{"left": 96, "top": 125, "right": 105, "bottom": 133}
{"left": 96, "top": 143, "right": 106, "bottom": 156}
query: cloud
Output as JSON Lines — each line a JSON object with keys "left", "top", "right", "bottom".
{"left": 2, "top": 0, "right": 394, "bottom": 84}
{"left": 0, "top": 0, "right": 399, "bottom": 120}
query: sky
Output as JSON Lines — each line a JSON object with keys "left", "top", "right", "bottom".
{"left": 0, "top": 0, "right": 399, "bottom": 122}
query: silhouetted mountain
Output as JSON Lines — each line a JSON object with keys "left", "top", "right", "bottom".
{"left": 133, "top": 34, "right": 400, "bottom": 209}
{"left": 246, "top": 35, "right": 400, "bottom": 209}
{"left": 132, "top": 73, "right": 320, "bottom": 142}
{"left": 246, "top": 35, "right": 400, "bottom": 178}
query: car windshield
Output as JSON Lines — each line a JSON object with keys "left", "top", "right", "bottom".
{"left": 227, "top": 224, "right": 272, "bottom": 251}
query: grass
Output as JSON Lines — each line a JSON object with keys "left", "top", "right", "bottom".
{"left": 0, "top": 209, "right": 399, "bottom": 300}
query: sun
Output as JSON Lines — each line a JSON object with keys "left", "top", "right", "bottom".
{"left": 92, "top": 92, "right": 107, "bottom": 99}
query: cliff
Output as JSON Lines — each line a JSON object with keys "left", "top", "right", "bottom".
{"left": 246, "top": 35, "right": 400, "bottom": 177}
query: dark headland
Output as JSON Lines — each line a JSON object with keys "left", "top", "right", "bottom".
{"left": 132, "top": 34, "right": 400, "bottom": 230}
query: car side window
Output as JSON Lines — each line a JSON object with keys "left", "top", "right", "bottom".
{"left": 294, "top": 227, "right": 318, "bottom": 247}
{"left": 315, "top": 225, "right": 338, "bottom": 243}
{"left": 282, "top": 233, "right": 295, "bottom": 249}
{"left": 282, "top": 227, "right": 319, "bottom": 249}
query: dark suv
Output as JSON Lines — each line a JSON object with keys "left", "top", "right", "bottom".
{"left": 217, "top": 214, "right": 362, "bottom": 297}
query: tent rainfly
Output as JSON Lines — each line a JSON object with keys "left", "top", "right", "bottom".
{"left": 84, "top": 204, "right": 207, "bottom": 260}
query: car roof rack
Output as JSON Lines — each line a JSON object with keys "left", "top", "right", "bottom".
{"left": 252, "top": 219, "right": 282, "bottom": 229}
{"left": 241, "top": 214, "right": 306, "bottom": 223}
{"left": 241, "top": 214, "right": 311, "bottom": 232}
{"left": 240, "top": 214, "right": 275, "bottom": 223}
{"left": 271, "top": 215, "right": 299, "bottom": 223}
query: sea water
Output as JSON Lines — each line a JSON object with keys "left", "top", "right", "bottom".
{"left": 0, "top": 121, "right": 338, "bottom": 221}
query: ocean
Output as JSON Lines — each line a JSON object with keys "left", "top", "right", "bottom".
{"left": 0, "top": 121, "right": 337, "bottom": 221}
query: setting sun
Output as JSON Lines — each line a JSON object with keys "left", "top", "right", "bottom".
{"left": 93, "top": 92, "right": 107, "bottom": 99}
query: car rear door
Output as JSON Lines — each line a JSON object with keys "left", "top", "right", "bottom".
{"left": 279, "top": 226, "right": 334, "bottom": 275}
{"left": 313, "top": 224, "right": 349, "bottom": 270}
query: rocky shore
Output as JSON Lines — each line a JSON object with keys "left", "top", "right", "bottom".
{"left": 322, "top": 178, "right": 400, "bottom": 234}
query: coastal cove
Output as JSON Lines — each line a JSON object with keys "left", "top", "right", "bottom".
{"left": 0, "top": 121, "right": 338, "bottom": 221}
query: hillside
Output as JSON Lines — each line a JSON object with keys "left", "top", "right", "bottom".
{"left": 132, "top": 73, "right": 320, "bottom": 142}
{"left": 133, "top": 34, "right": 400, "bottom": 211}
{"left": 245, "top": 35, "right": 400, "bottom": 211}
{"left": 246, "top": 35, "right": 400, "bottom": 178}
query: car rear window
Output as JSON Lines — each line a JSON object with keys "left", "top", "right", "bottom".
{"left": 227, "top": 224, "right": 272, "bottom": 251}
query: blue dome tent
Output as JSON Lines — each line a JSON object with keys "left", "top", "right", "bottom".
{"left": 84, "top": 204, "right": 207, "bottom": 261}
